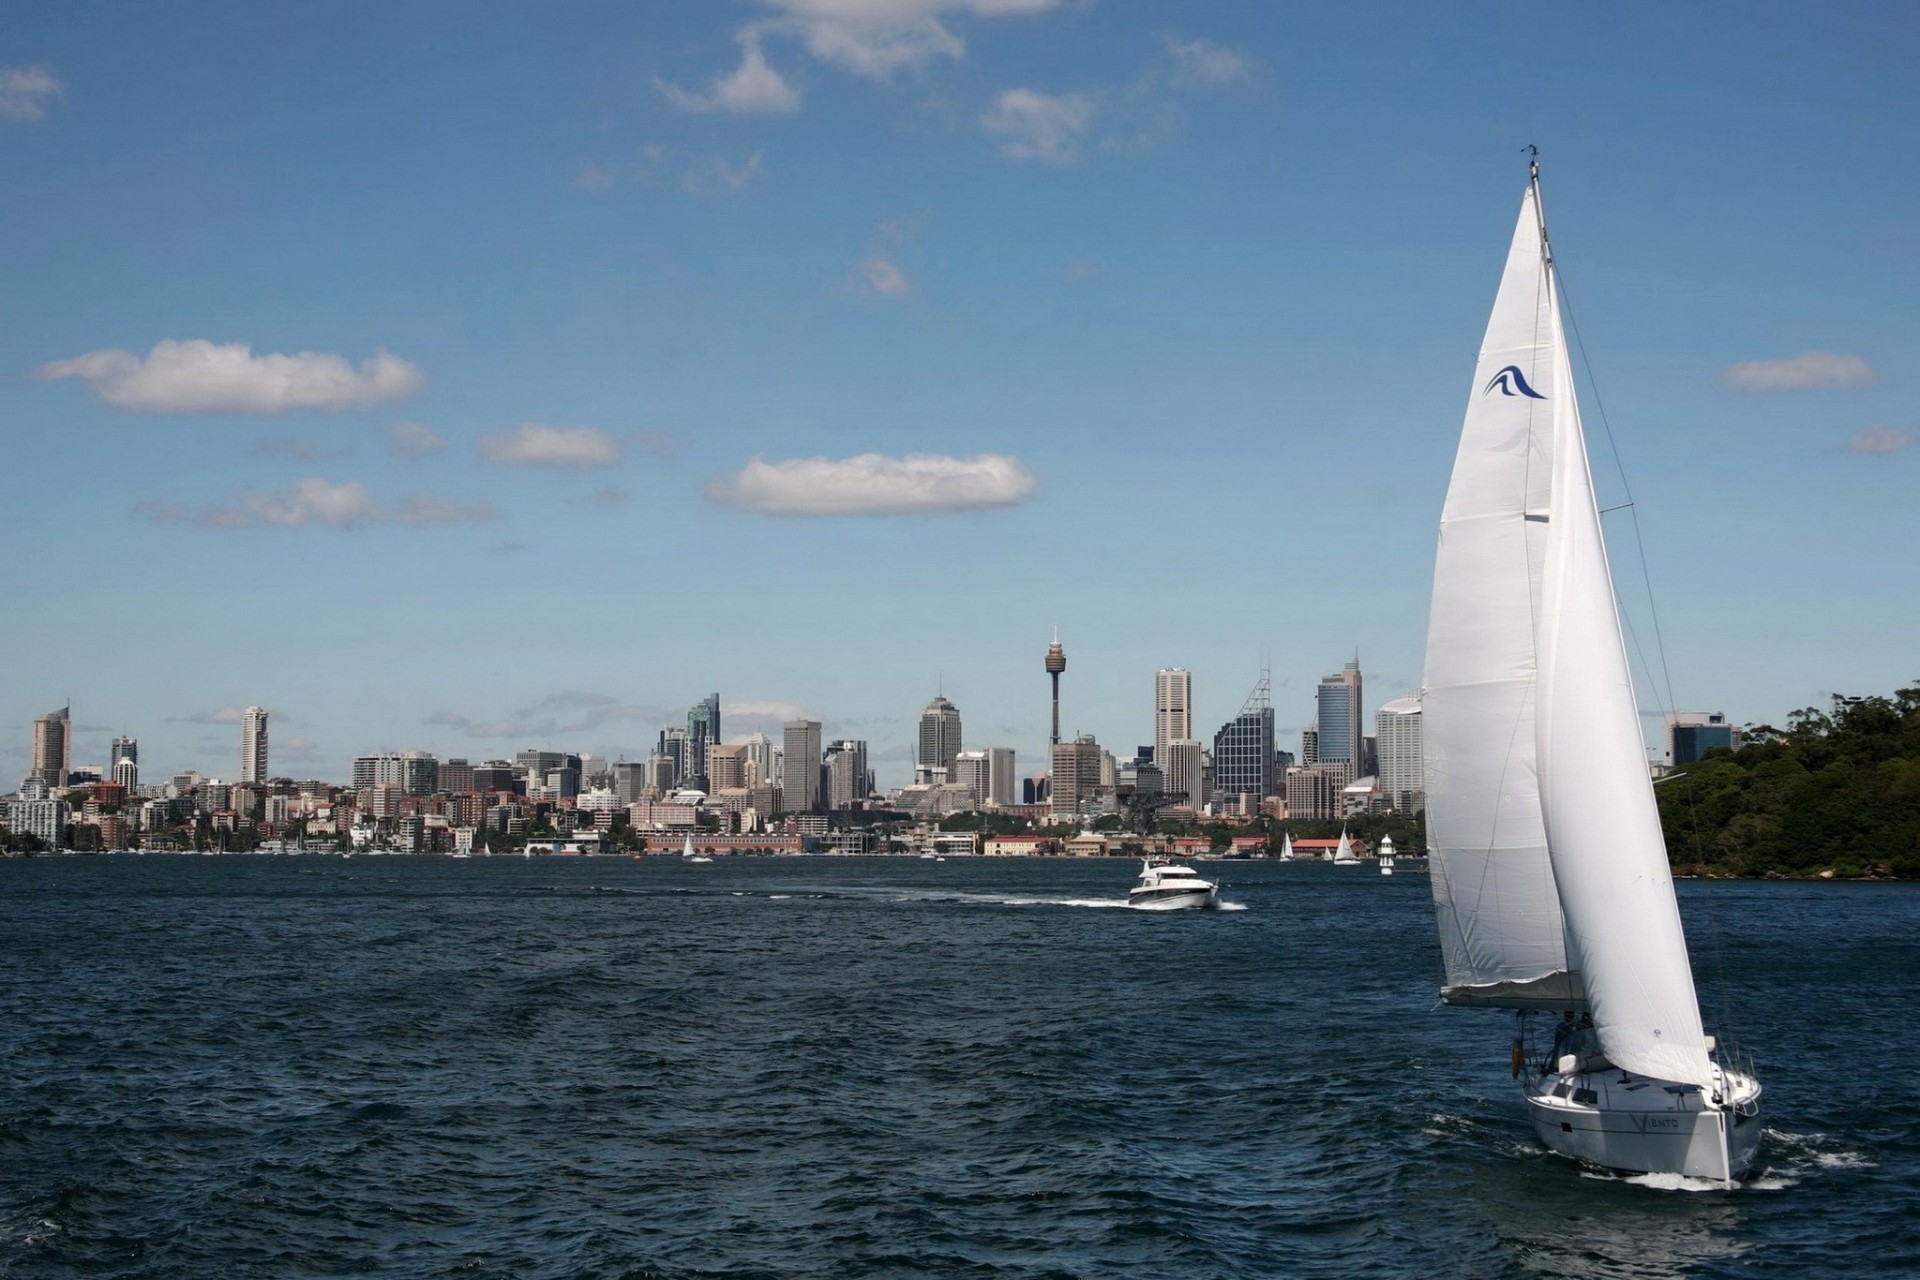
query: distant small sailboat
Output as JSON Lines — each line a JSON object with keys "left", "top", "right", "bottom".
{"left": 683, "top": 834, "right": 713, "bottom": 864}
{"left": 1281, "top": 831, "right": 1297, "bottom": 861}
{"left": 1331, "top": 824, "right": 1360, "bottom": 866}
{"left": 1421, "top": 156, "right": 1761, "bottom": 1181}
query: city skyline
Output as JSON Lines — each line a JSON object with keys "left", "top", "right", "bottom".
{"left": 5, "top": 4, "right": 1915, "bottom": 790}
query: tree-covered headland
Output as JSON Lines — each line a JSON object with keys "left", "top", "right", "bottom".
{"left": 1657, "top": 684, "right": 1920, "bottom": 879}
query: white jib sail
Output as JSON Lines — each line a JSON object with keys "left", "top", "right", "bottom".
{"left": 1534, "top": 254, "right": 1713, "bottom": 1088}
{"left": 1422, "top": 185, "right": 1573, "bottom": 1006}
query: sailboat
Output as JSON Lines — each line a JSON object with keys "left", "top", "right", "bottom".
{"left": 1331, "top": 823, "right": 1360, "bottom": 866}
{"left": 1281, "top": 831, "right": 1296, "bottom": 861}
{"left": 1422, "top": 157, "right": 1762, "bottom": 1182}
{"left": 682, "top": 833, "right": 713, "bottom": 864}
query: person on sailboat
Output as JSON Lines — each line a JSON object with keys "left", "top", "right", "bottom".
{"left": 1549, "top": 1011, "right": 1578, "bottom": 1070}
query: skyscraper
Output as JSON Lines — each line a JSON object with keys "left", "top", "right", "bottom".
{"left": 918, "top": 695, "right": 963, "bottom": 777}
{"left": 707, "top": 743, "right": 749, "bottom": 791}
{"left": 1213, "top": 671, "right": 1276, "bottom": 804}
{"left": 1049, "top": 735, "right": 1103, "bottom": 818}
{"left": 824, "top": 739, "right": 868, "bottom": 811}
{"left": 1376, "top": 695, "right": 1424, "bottom": 813}
{"left": 110, "top": 736, "right": 139, "bottom": 791}
{"left": 30, "top": 706, "right": 70, "bottom": 788}
{"left": 1314, "top": 658, "right": 1365, "bottom": 771}
{"left": 1154, "top": 668, "right": 1192, "bottom": 758}
{"left": 241, "top": 706, "right": 269, "bottom": 783}
{"left": 1045, "top": 633, "right": 1066, "bottom": 746}
{"left": 687, "top": 693, "right": 720, "bottom": 784}
{"left": 782, "top": 719, "right": 823, "bottom": 814}
{"left": 1162, "top": 738, "right": 1206, "bottom": 809}
{"left": 742, "top": 732, "right": 777, "bottom": 787}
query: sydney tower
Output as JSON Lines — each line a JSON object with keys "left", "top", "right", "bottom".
{"left": 1045, "top": 633, "right": 1066, "bottom": 746}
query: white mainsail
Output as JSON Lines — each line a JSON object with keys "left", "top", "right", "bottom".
{"left": 1282, "top": 831, "right": 1295, "bottom": 860}
{"left": 1534, "top": 261, "right": 1714, "bottom": 1088}
{"left": 1422, "top": 185, "right": 1575, "bottom": 1008}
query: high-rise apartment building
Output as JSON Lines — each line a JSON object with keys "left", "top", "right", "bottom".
{"left": 824, "top": 739, "right": 868, "bottom": 811}
{"left": 654, "top": 730, "right": 689, "bottom": 786}
{"left": 439, "top": 758, "right": 476, "bottom": 795}
{"left": 110, "top": 736, "right": 138, "bottom": 791}
{"left": 707, "top": 743, "right": 749, "bottom": 791}
{"left": 782, "top": 719, "right": 823, "bottom": 814}
{"left": 1049, "top": 735, "right": 1104, "bottom": 819}
{"left": 352, "top": 751, "right": 440, "bottom": 795}
{"left": 952, "top": 746, "right": 1016, "bottom": 809}
{"left": 742, "top": 733, "right": 777, "bottom": 787}
{"left": 1161, "top": 738, "right": 1206, "bottom": 809}
{"left": 1154, "top": 669, "right": 1192, "bottom": 758}
{"left": 1375, "top": 695, "right": 1424, "bottom": 813}
{"left": 918, "top": 696, "right": 963, "bottom": 777}
{"left": 241, "top": 706, "right": 269, "bottom": 783}
{"left": 1213, "top": 672, "right": 1276, "bottom": 804}
{"left": 1314, "top": 658, "right": 1364, "bottom": 770}
{"left": 30, "top": 706, "right": 71, "bottom": 788}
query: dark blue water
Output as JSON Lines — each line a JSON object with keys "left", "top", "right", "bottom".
{"left": 2, "top": 857, "right": 1914, "bottom": 1278}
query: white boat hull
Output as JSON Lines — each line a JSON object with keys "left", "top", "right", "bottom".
{"left": 1526, "top": 1067, "right": 1763, "bottom": 1181}
{"left": 1127, "top": 886, "right": 1218, "bottom": 911}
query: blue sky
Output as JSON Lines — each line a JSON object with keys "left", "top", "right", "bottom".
{"left": 3, "top": 1, "right": 1915, "bottom": 788}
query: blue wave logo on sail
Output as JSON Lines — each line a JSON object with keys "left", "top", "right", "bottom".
{"left": 1483, "top": 365, "right": 1546, "bottom": 399}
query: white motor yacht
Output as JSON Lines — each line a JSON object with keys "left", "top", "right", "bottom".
{"left": 1128, "top": 858, "right": 1219, "bottom": 910}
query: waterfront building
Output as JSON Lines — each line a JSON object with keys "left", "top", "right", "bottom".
{"left": 30, "top": 706, "right": 71, "bottom": 789}
{"left": 241, "top": 706, "right": 269, "bottom": 784}
{"left": 918, "top": 696, "right": 963, "bottom": 778}
{"left": 1161, "top": 738, "right": 1206, "bottom": 810}
{"left": 1315, "top": 658, "right": 1365, "bottom": 772}
{"left": 10, "top": 793, "right": 66, "bottom": 847}
{"left": 782, "top": 719, "right": 823, "bottom": 814}
{"left": 1668, "top": 712, "right": 1738, "bottom": 765}
{"left": 1155, "top": 669, "right": 1192, "bottom": 759}
{"left": 825, "top": 739, "right": 869, "bottom": 811}
{"left": 1213, "top": 671, "right": 1277, "bottom": 805}
{"left": 1375, "top": 695, "right": 1424, "bottom": 813}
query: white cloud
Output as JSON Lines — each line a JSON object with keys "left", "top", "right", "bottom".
{"left": 658, "top": 36, "right": 801, "bottom": 115}
{"left": 707, "top": 451, "right": 1038, "bottom": 516}
{"left": 38, "top": 339, "right": 422, "bottom": 413}
{"left": 1161, "top": 34, "right": 1250, "bottom": 86}
{"left": 755, "top": 0, "right": 1060, "bottom": 79}
{"left": 0, "top": 66, "right": 61, "bottom": 122}
{"left": 1723, "top": 351, "right": 1874, "bottom": 392}
{"left": 680, "top": 150, "right": 765, "bottom": 195}
{"left": 186, "top": 707, "right": 245, "bottom": 725}
{"left": 139, "top": 478, "right": 495, "bottom": 530}
{"left": 478, "top": 424, "right": 622, "bottom": 468}
{"left": 854, "top": 255, "right": 911, "bottom": 296}
{"left": 982, "top": 88, "right": 1096, "bottom": 163}
{"left": 725, "top": 700, "right": 816, "bottom": 724}
{"left": 1850, "top": 425, "right": 1912, "bottom": 455}
{"left": 574, "top": 162, "right": 618, "bottom": 193}
{"left": 392, "top": 495, "right": 499, "bottom": 525}
{"left": 387, "top": 421, "right": 444, "bottom": 458}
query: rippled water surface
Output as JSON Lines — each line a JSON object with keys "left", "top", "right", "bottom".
{"left": 2, "top": 856, "right": 1915, "bottom": 1278}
